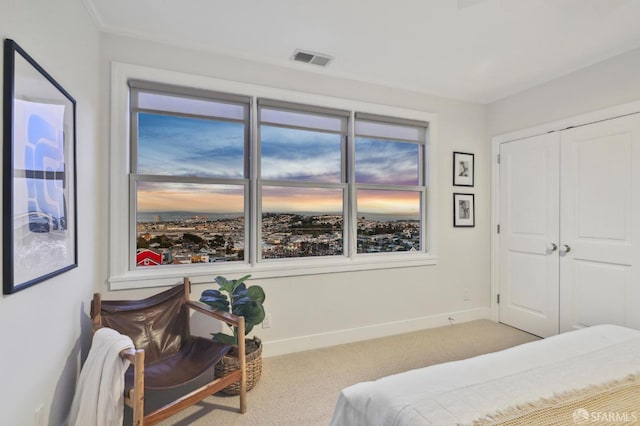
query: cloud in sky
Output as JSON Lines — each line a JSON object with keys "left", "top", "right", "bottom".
{"left": 355, "top": 138, "right": 419, "bottom": 185}
{"left": 357, "top": 189, "right": 420, "bottom": 216}
{"left": 262, "top": 186, "right": 343, "bottom": 213}
{"left": 260, "top": 125, "right": 341, "bottom": 182}
{"left": 136, "top": 114, "right": 421, "bottom": 214}
{"left": 138, "top": 113, "right": 245, "bottom": 178}
{"left": 137, "top": 182, "right": 244, "bottom": 213}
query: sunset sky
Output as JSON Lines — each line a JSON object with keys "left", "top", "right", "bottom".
{"left": 136, "top": 113, "right": 421, "bottom": 216}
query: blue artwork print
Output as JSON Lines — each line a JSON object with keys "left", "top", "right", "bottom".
{"left": 5, "top": 40, "right": 77, "bottom": 293}
{"left": 25, "top": 113, "right": 66, "bottom": 233}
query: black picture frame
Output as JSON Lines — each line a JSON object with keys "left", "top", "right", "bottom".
{"left": 453, "top": 151, "right": 474, "bottom": 187}
{"left": 453, "top": 193, "right": 475, "bottom": 227}
{"left": 3, "top": 39, "right": 77, "bottom": 294}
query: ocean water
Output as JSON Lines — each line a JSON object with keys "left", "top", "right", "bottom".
{"left": 137, "top": 211, "right": 242, "bottom": 222}
{"left": 138, "top": 211, "right": 418, "bottom": 223}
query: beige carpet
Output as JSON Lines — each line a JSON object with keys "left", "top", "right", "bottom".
{"left": 155, "top": 320, "right": 538, "bottom": 426}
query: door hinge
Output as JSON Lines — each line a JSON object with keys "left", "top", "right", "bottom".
{"left": 497, "top": 224, "right": 501, "bottom": 234}
{"left": 497, "top": 294, "right": 500, "bottom": 304}
{"left": 497, "top": 154, "right": 501, "bottom": 164}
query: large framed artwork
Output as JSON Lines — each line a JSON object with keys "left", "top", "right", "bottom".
{"left": 453, "top": 193, "right": 475, "bottom": 228}
{"left": 3, "top": 39, "right": 77, "bottom": 294}
{"left": 453, "top": 151, "right": 474, "bottom": 187}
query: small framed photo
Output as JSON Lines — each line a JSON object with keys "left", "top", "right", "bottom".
{"left": 453, "top": 151, "right": 474, "bottom": 187}
{"left": 453, "top": 193, "right": 475, "bottom": 227}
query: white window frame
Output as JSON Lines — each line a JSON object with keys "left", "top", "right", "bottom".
{"left": 353, "top": 113, "right": 428, "bottom": 255}
{"left": 257, "top": 99, "right": 350, "bottom": 261}
{"left": 129, "top": 81, "right": 251, "bottom": 270}
{"left": 109, "top": 62, "right": 438, "bottom": 290}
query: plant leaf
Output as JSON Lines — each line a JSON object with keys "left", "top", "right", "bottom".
{"left": 248, "top": 304, "right": 266, "bottom": 326}
{"left": 199, "top": 292, "right": 228, "bottom": 303}
{"left": 211, "top": 332, "right": 236, "bottom": 345}
{"left": 232, "top": 283, "right": 247, "bottom": 298}
{"left": 215, "top": 276, "right": 235, "bottom": 293}
{"left": 201, "top": 289, "right": 225, "bottom": 298}
{"left": 237, "top": 274, "right": 252, "bottom": 283}
{"left": 241, "top": 305, "right": 265, "bottom": 335}
{"left": 214, "top": 276, "right": 229, "bottom": 288}
{"left": 199, "top": 289, "right": 230, "bottom": 311}
{"left": 247, "top": 285, "right": 266, "bottom": 304}
{"left": 235, "top": 301, "right": 265, "bottom": 327}
{"left": 232, "top": 296, "right": 252, "bottom": 307}
{"left": 244, "top": 323, "right": 254, "bottom": 335}
{"left": 200, "top": 299, "right": 229, "bottom": 311}
{"left": 230, "top": 275, "right": 251, "bottom": 293}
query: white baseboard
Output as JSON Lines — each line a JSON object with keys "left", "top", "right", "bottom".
{"left": 261, "top": 307, "right": 492, "bottom": 357}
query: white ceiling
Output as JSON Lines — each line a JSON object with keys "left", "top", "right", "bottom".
{"left": 85, "top": 0, "right": 640, "bottom": 104}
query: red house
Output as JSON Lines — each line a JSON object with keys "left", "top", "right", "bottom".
{"left": 136, "top": 249, "right": 162, "bottom": 266}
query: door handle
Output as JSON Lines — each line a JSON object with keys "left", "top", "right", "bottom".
{"left": 559, "top": 244, "right": 571, "bottom": 254}
{"left": 547, "top": 243, "right": 557, "bottom": 252}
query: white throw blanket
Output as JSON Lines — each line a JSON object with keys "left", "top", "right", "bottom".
{"left": 67, "top": 327, "right": 134, "bottom": 426}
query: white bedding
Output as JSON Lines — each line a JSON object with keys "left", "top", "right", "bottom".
{"left": 330, "top": 324, "right": 640, "bottom": 426}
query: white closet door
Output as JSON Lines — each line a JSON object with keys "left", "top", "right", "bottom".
{"left": 499, "top": 132, "right": 560, "bottom": 337}
{"left": 560, "top": 113, "right": 640, "bottom": 332}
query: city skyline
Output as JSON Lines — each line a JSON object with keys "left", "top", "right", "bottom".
{"left": 136, "top": 211, "right": 420, "bottom": 266}
{"left": 137, "top": 210, "right": 420, "bottom": 222}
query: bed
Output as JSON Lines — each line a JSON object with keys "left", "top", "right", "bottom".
{"left": 330, "top": 324, "right": 640, "bottom": 425}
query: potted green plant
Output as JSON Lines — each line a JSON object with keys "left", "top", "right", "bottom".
{"left": 200, "top": 275, "right": 265, "bottom": 393}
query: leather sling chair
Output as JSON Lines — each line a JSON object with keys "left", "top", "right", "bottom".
{"left": 91, "top": 277, "right": 247, "bottom": 425}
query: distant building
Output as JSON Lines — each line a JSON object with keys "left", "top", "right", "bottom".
{"left": 191, "top": 254, "right": 209, "bottom": 263}
{"left": 136, "top": 248, "right": 162, "bottom": 266}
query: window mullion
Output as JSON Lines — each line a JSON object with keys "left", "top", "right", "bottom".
{"left": 347, "top": 111, "right": 356, "bottom": 258}
{"left": 355, "top": 183, "right": 425, "bottom": 192}
{"left": 130, "top": 110, "right": 138, "bottom": 174}
{"left": 259, "top": 180, "right": 345, "bottom": 190}
{"left": 352, "top": 133, "right": 425, "bottom": 144}
{"left": 251, "top": 97, "right": 259, "bottom": 266}
{"left": 259, "top": 121, "right": 346, "bottom": 136}
{"left": 134, "top": 174, "right": 248, "bottom": 186}
{"left": 129, "top": 174, "right": 137, "bottom": 270}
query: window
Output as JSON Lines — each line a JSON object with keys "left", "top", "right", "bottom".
{"left": 354, "top": 114, "right": 426, "bottom": 254}
{"left": 129, "top": 84, "right": 428, "bottom": 267}
{"left": 130, "top": 81, "right": 250, "bottom": 268}
{"left": 109, "top": 65, "right": 435, "bottom": 288}
{"left": 258, "top": 100, "right": 349, "bottom": 259}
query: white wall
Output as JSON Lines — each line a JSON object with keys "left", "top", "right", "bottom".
{"left": 488, "top": 47, "right": 640, "bottom": 136}
{"left": 99, "top": 34, "right": 491, "bottom": 356}
{"left": 0, "top": 1, "right": 100, "bottom": 424}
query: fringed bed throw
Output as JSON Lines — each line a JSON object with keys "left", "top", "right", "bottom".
{"left": 471, "top": 373, "right": 640, "bottom": 426}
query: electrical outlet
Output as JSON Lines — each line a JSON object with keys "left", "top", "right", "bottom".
{"left": 262, "top": 313, "right": 272, "bottom": 328}
{"left": 463, "top": 288, "right": 470, "bottom": 301}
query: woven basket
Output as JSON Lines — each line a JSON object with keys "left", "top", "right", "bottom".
{"left": 215, "top": 337, "right": 262, "bottom": 395}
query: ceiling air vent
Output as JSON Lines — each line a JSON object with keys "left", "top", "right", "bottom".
{"left": 291, "top": 49, "right": 333, "bottom": 67}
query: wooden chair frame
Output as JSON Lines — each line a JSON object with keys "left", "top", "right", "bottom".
{"left": 91, "top": 277, "right": 247, "bottom": 426}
